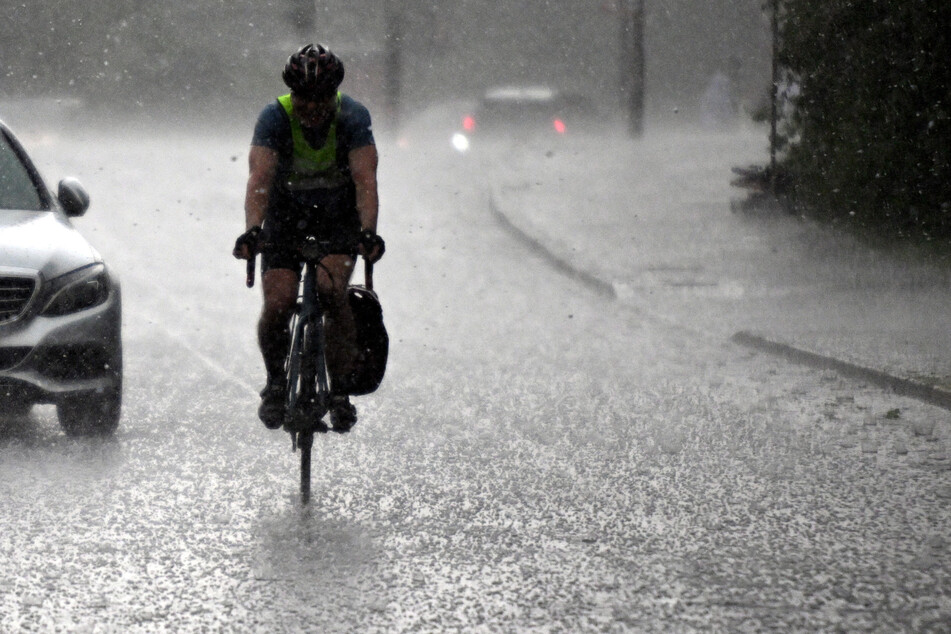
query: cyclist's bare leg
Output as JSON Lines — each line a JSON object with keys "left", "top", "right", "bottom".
{"left": 317, "top": 254, "right": 358, "bottom": 384}
{"left": 259, "top": 268, "right": 299, "bottom": 380}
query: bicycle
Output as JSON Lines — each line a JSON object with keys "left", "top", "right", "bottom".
{"left": 246, "top": 236, "right": 372, "bottom": 505}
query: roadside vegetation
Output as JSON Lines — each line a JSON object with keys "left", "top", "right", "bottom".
{"left": 774, "top": 0, "right": 950, "bottom": 245}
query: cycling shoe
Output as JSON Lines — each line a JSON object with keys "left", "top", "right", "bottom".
{"left": 258, "top": 382, "right": 286, "bottom": 430}
{"left": 329, "top": 395, "right": 357, "bottom": 433}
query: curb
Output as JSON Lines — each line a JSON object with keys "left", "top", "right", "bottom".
{"left": 732, "top": 331, "right": 951, "bottom": 411}
{"left": 489, "top": 189, "right": 951, "bottom": 413}
{"left": 488, "top": 192, "right": 616, "bottom": 299}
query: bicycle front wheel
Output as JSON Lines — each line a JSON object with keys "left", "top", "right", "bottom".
{"left": 299, "top": 430, "right": 313, "bottom": 504}
{"left": 285, "top": 311, "right": 309, "bottom": 414}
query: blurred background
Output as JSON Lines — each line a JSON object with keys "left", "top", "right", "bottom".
{"left": 0, "top": 0, "right": 772, "bottom": 128}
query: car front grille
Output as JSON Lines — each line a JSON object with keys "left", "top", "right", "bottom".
{"left": 0, "top": 276, "right": 36, "bottom": 323}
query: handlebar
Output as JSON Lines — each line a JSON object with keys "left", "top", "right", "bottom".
{"left": 244, "top": 237, "right": 376, "bottom": 289}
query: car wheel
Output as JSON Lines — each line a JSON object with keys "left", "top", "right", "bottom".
{"left": 57, "top": 388, "right": 121, "bottom": 436}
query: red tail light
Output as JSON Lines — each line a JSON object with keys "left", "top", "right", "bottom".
{"left": 553, "top": 119, "right": 566, "bottom": 134}
{"left": 463, "top": 116, "right": 476, "bottom": 132}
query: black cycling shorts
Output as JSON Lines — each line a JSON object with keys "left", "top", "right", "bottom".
{"left": 260, "top": 207, "right": 360, "bottom": 277}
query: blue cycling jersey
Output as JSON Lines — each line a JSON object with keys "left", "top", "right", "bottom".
{"left": 251, "top": 93, "right": 375, "bottom": 175}
{"left": 251, "top": 93, "right": 374, "bottom": 225}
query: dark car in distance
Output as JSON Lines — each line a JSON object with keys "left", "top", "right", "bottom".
{"left": 451, "top": 85, "right": 591, "bottom": 153}
{"left": 0, "top": 119, "right": 122, "bottom": 436}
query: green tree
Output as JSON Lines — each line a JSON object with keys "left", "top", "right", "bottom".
{"left": 778, "top": 0, "right": 951, "bottom": 237}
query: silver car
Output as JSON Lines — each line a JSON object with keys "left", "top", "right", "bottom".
{"left": 0, "top": 120, "right": 122, "bottom": 436}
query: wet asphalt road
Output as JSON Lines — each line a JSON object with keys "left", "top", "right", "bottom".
{"left": 1, "top": 117, "right": 949, "bottom": 631}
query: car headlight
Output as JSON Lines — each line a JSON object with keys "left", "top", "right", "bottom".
{"left": 41, "top": 265, "right": 110, "bottom": 316}
{"left": 451, "top": 132, "right": 470, "bottom": 153}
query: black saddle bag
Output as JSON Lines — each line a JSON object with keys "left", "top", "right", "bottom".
{"left": 341, "top": 284, "right": 388, "bottom": 396}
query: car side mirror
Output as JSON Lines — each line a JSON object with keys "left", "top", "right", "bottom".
{"left": 58, "top": 177, "right": 90, "bottom": 217}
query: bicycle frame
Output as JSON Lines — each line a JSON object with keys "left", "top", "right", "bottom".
{"left": 246, "top": 237, "right": 371, "bottom": 505}
{"left": 285, "top": 259, "right": 331, "bottom": 431}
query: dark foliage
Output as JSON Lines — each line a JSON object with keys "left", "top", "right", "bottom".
{"left": 777, "top": 0, "right": 951, "bottom": 237}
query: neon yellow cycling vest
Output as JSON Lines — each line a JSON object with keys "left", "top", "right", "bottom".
{"left": 277, "top": 92, "right": 350, "bottom": 192}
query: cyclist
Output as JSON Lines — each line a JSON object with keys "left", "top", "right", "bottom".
{"left": 233, "top": 43, "right": 384, "bottom": 432}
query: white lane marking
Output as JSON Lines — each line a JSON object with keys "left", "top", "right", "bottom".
{"left": 126, "top": 306, "right": 260, "bottom": 402}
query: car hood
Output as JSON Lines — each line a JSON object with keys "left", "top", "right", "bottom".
{"left": 0, "top": 210, "right": 101, "bottom": 279}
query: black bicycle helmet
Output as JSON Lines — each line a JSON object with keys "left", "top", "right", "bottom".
{"left": 282, "top": 43, "right": 345, "bottom": 99}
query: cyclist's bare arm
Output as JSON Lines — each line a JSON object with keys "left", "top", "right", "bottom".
{"left": 350, "top": 144, "right": 379, "bottom": 237}
{"left": 240, "top": 145, "right": 279, "bottom": 258}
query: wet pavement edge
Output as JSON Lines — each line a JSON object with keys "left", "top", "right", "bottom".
{"left": 489, "top": 189, "right": 951, "bottom": 413}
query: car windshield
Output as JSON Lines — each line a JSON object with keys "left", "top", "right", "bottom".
{"left": 0, "top": 131, "right": 44, "bottom": 211}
